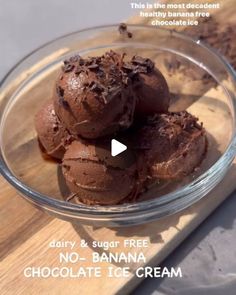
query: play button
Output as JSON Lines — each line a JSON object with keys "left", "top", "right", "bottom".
{"left": 111, "top": 139, "right": 127, "bottom": 157}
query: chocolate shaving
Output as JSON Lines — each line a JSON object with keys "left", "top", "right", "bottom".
{"left": 83, "top": 81, "right": 90, "bottom": 87}
{"left": 131, "top": 56, "right": 154, "bottom": 72}
{"left": 90, "top": 82, "right": 104, "bottom": 93}
{"left": 75, "top": 66, "right": 83, "bottom": 75}
{"left": 122, "top": 75, "right": 130, "bottom": 85}
{"left": 79, "top": 58, "right": 85, "bottom": 66}
{"left": 61, "top": 50, "right": 137, "bottom": 105}
{"left": 119, "top": 23, "right": 127, "bottom": 33}
{"left": 109, "top": 78, "right": 116, "bottom": 85}
{"left": 96, "top": 69, "right": 105, "bottom": 78}
{"left": 135, "top": 65, "right": 148, "bottom": 74}
{"left": 122, "top": 63, "right": 134, "bottom": 72}
{"left": 87, "top": 64, "right": 99, "bottom": 70}
{"left": 168, "top": 111, "right": 200, "bottom": 131}
{"left": 146, "top": 111, "right": 201, "bottom": 133}
{"left": 64, "top": 55, "right": 80, "bottom": 65}
{"left": 85, "top": 56, "right": 102, "bottom": 66}
{"left": 57, "top": 86, "right": 64, "bottom": 97}
{"left": 121, "top": 55, "right": 154, "bottom": 81}
{"left": 119, "top": 23, "right": 133, "bottom": 38}
{"left": 58, "top": 96, "right": 70, "bottom": 109}
{"left": 63, "top": 55, "right": 81, "bottom": 73}
{"left": 57, "top": 86, "right": 70, "bottom": 109}
{"left": 63, "top": 63, "right": 75, "bottom": 73}
{"left": 127, "top": 32, "right": 133, "bottom": 38}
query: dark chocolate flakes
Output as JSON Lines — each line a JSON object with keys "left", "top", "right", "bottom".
{"left": 90, "top": 82, "right": 104, "bottom": 93}
{"left": 60, "top": 50, "right": 145, "bottom": 105}
{"left": 63, "top": 63, "right": 75, "bottom": 73}
{"left": 122, "top": 55, "right": 154, "bottom": 79}
{"left": 57, "top": 86, "right": 70, "bottom": 109}
{"left": 79, "top": 58, "right": 85, "bottom": 66}
{"left": 118, "top": 23, "right": 133, "bottom": 38}
{"left": 59, "top": 96, "right": 70, "bottom": 109}
{"left": 127, "top": 32, "right": 133, "bottom": 38}
{"left": 65, "top": 55, "right": 80, "bottom": 64}
{"left": 57, "top": 86, "right": 64, "bottom": 97}
{"left": 131, "top": 56, "right": 154, "bottom": 72}
{"left": 87, "top": 64, "right": 99, "bottom": 70}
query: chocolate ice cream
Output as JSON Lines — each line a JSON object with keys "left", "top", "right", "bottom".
{"left": 122, "top": 56, "right": 170, "bottom": 117}
{"left": 135, "top": 111, "right": 207, "bottom": 180}
{"left": 62, "top": 139, "right": 145, "bottom": 205}
{"left": 35, "top": 101, "right": 71, "bottom": 159}
{"left": 34, "top": 50, "right": 208, "bottom": 206}
{"left": 53, "top": 51, "right": 136, "bottom": 139}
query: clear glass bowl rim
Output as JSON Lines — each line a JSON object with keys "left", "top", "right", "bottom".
{"left": 0, "top": 24, "right": 236, "bottom": 218}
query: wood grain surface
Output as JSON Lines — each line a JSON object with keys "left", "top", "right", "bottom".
{"left": 1, "top": 0, "right": 236, "bottom": 294}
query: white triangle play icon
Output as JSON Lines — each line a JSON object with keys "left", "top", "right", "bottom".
{"left": 111, "top": 139, "right": 127, "bottom": 157}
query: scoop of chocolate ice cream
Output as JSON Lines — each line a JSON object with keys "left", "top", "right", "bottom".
{"left": 35, "top": 101, "right": 71, "bottom": 160}
{"left": 62, "top": 138, "right": 145, "bottom": 205}
{"left": 135, "top": 111, "right": 207, "bottom": 179}
{"left": 122, "top": 56, "right": 170, "bottom": 117}
{"left": 54, "top": 51, "right": 136, "bottom": 139}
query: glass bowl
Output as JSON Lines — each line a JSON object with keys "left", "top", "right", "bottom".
{"left": 0, "top": 25, "right": 236, "bottom": 227}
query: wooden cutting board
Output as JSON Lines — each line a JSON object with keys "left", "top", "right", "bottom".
{"left": 0, "top": 0, "right": 236, "bottom": 294}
